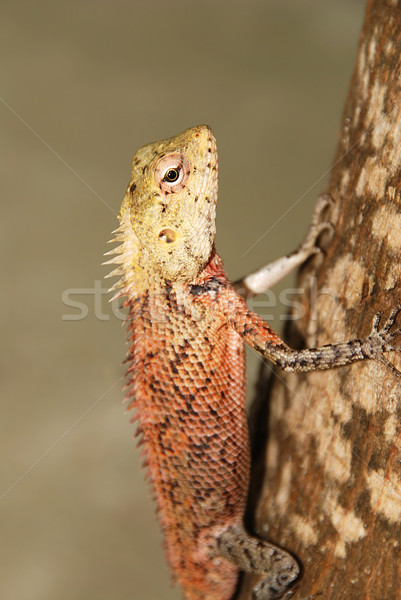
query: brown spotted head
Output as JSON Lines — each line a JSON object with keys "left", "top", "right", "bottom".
{"left": 118, "top": 125, "right": 218, "bottom": 286}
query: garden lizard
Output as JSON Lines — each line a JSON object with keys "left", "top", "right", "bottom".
{"left": 105, "top": 125, "right": 401, "bottom": 600}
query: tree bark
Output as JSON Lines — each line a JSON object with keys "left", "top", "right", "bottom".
{"left": 240, "top": 1, "right": 401, "bottom": 598}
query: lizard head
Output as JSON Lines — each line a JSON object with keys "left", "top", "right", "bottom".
{"left": 118, "top": 125, "right": 218, "bottom": 287}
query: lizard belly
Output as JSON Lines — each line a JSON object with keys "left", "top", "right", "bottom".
{"left": 126, "top": 297, "right": 250, "bottom": 599}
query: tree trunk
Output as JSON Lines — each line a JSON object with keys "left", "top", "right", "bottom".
{"left": 240, "top": 1, "right": 401, "bottom": 598}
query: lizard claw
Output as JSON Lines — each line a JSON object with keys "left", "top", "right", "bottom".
{"left": 312, "top": 193, "right": 334, "bottom": 222}
{"left": 369, "top": 307, "right": 401, "bottom": 341}
{"left": 381, "top": 307, "right": 401, "bottom": 334}
{"left": 371, "top": 311, "right": 382, "bottom": 333}
{"left": 363, "top": 307, "right": 401, "bottom": 377}
{"left": 300, "top": 194, "right": 334, "bottom": 256}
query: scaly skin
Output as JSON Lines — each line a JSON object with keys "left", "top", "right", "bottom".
{"left": 106, "top": 125, "right": 401, "bottom": 600}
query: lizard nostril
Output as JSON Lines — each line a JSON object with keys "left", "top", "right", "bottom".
{"left": 158, "top": 228, "right": 176, "bottom": 243}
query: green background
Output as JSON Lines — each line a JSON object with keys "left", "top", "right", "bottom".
{"left": 1, "top": 1, "right": 364, "bottom": 599}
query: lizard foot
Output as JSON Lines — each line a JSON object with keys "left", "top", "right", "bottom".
{"left": 217, "top": 525, "right": 299, "bottom": 600}
{"left": 299, "top": 193, "right": 334, "bottom": 257}
{"left": 362, "top": 307, "right": 401, "bottom": 377}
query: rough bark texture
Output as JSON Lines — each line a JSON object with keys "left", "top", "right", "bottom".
{"left": 240, "top": 1, "right": 401, "bottom": 599}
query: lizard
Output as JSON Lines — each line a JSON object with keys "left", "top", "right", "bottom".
{"left": 105, "top": 124, "right": 401, "bottom": 600}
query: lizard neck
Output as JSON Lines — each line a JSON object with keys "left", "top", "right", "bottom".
{"left": 191, "top": 248, "right": 229, "bottom": 286}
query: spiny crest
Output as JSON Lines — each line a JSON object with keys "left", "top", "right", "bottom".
{"left": 103, "top": 210, "right": 141, "bottom": 300}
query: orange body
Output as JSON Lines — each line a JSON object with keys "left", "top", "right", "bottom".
{"left": 125, "top": 254, "right": 249, "bottom": 599}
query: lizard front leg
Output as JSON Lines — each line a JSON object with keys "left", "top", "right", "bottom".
{"left": 265, "top": 308, "right": 401, "bottom": 374}
{"left": 217, "top": 525, "right": 299, "bottom": 600}
{"left": 227, "top": 293, "right": 401, "bottom": 376}
{"left": 234, "top": 194, "right": 332, "bottom": 296}
{"left": 202, "top": 284, "right": 401, "bottom": 376}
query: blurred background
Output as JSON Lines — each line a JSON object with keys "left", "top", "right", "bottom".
{"left": 1, "top": 1, "right": 365, "bottom": 599}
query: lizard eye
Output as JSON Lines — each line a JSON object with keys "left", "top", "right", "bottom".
{"left": 163, "top": 168, "right": 180, "bottom": 183}
{"left": 155, "top": 153, "right": 190, "bottom": 193}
